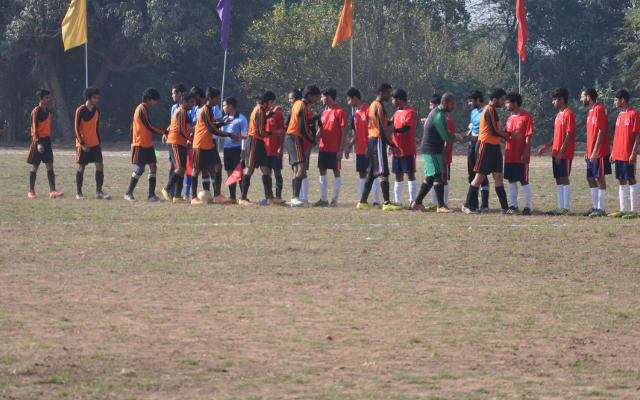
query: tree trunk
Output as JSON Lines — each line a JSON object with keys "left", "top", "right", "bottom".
{"left": 41, "top": 42, "right": 75, "bottom": 142}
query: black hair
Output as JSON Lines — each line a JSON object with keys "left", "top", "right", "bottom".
{"left": 376, "top": 83, "right": 392, "bottom": 94}
{"left": 466, "top": 90, "right": 484, "bottom": 103}
{"left": 321, "top": 87, "right": 337, "bottom": 100}
{"left": 613, "top": 89, "right": 630, "bottom": 103}
{"left": 172, "top": 83, "right": 186, "bottom": 94}
{"left": 83, "top": 86, "right": 100, "bottom": 101}
{"left": 506, "top": 91, "right": 522, "bottom": 107}
{"left": 254, "top": 90, "right": 266, "bottom": 102}
{"left": 36, "top": 89, "right": 50, "bottom": 100}
{"left": 345, "top": 87, "right": 361, "bottom": 100}
{"left": 289, "top": 89, "right": 302, "bottom": 101}
{"left": 584, "top": 87, "right": 598, "bottom": 102}
{"left": 551, "top": 87, "right": 569, "bottom": 104}
{"left": 258, "top": 90, "right": 276, "bottom": 105}
{"left": 142, "top": 87, "right": 161, "bottom": 102}
{"left": 391, "top": 88, "right": 407, "bottom": 102}
{"left": 223, "top": 96, "right": 238, "bottom": 109}
{"left": 190, "top": 86, "right": 205, "bottom": 99}
{"left": 181, "top": 92, "right": 194, "bottom": 104}
{"left": 302, "top": 84, "right": 321, "bottom": 99}
{"left": 489, "top": 88, "right": 507, "bottom": 101}
{"left": 206, "top": 87, "right": 221, "bottom": 100}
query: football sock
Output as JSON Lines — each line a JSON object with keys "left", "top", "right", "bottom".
{"left": 434, "top": 184, "right": 445, "bottom": 208}
{"left": 630, "top": 184, "right": 638, "bottom": 213}
{"left": 301, "top": 177, "right": 309, "bottom": 201}
{"left": 148, "top": 173, "right": 156, "bottom": 197}
{"left": 481, "top": 186, "right": 490, "bottom": 208}
{"left": 293, "top": 177, "right": 303, "bottom": 198}
{"left": 360, "top": 175, "right": 375, "bottom": 203}
{"left": 465, "top": 185, "right": 479, "bottom": 208}
{"left": 408, "top": 180, "right": 418, "bottom": 204}
{"left": 229, "top": 182, "right": 237, "bottom": 200}
{"left": 598, "top": 189, "right": 606, "bottom": 211}
{"left": 76, "top": 171, "right": 84, "bottom": 195}
{"left": 275, "top": 175, "right": 283, "bottom": 199}
{"left": 214, "top": 172, "right": 222, "bottom": 197}
{"left": 241, "top": 174, "right": 251, "bottom": 200}
{"left": 509, "top": 182, "right": 518, "bottom": 207}
{"left": 190, "top": 175, "right": 199, "bottom": 199}
{"left": 47, "top": 170, "right": 56, "bottom": 192}
{"left": 169, "top": 171, "right": 175, "bottom": 197}
{"left": 184, "top": 175, "right": 192, "bottom": 198}
{"left": 557, "top": 185, "right": 564, "bottom": 209}
{"left": 165, "top": 173, "right": 181, "bottom": 192}
{"left": 319, "top": 175, "right": 328, "bottom": 202}
{"left": 262, "top": 175, "right": 274, "bottom": 199}
{"left": 358, "top": 178, "right": 365, "bottom": 199}
{"left": 590, "top": 187, "right": 598, "bottom": 209}
{"left": 95, "top": 170, "right": 103, "bottom": 193}
{"left": 380, "top": 179, "right": 390, "bottom": 203}
{"left": 522, "top": 184, "right": 532, "bottom": 209}
{"left": 444, "top": 184, "right": 449, "bottom": 205}
{"left": 430, "top": 189, "right": 437, "bottom": 206}
{"left": 126, "top": 171, "right": 140, "bottom": 195}
{"left": 202, "top": 176, "right": 211, "bottom": 191}
{"left": 372, "top": 177, "right": 380, "bottom": 204}
{"left": 174, "top": 177, "right": 183, "bottom": 198}
{"left": 495, "top": 186, "right": 508, "bottom": 210}
{"left": 620, "top": 184, "right": 629, "bottom": 212}
{"left": 291, "top": 178, "right": 295, "bottom": 195}
{"left": 414, "top": 181, "right": 433, "bottom": 205}
{"left": 394, "top": 181, "right": 404, "bottom": 204}
{"left": 563, "top": 184, "right": 571, "bottom": 210}
{"left": 29, "top": 171, "right": 37, "bottom": 191}
{"left": 471, "top": 185, "right": 479, "bottom": 209}
{"left": 333, "top": 177, "right": 341, "bottom": 201}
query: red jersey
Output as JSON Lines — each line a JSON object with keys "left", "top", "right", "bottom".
{"left": 552, "top": 108, "right": 576, "bottom": 160}
{"left": 392, "top": 105, "right": 417, "bottom": 157}
{"left": 265, "top": 109, "right": 285, "bottom": 156}
{"left": 504, "top": 110, "right": 533, "bottom": 164}
{"left": 445, "top": 114, "right": 454, "bottom": 165}
{"left": 612, "top": 107, "right": 640, "bottom": 161}
{"left": 319, "top": 103, "right": 346, "bottom": 153}
{"left": 354, "top": 104, "right": 369, "bottom": 155}
{"left": 586, "top": 102, "right": 610, "bottom": 158}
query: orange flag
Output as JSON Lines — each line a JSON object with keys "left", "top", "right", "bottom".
{"left": 225, "top": 161, "right": 243, "bottom": 186}
{"left": 516, "top": 0, "right": 528, "bottom": 62}
{"left": 332, "top": 0, "right": 353, "bottom": 48}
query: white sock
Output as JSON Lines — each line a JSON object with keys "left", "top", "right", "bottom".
{"left": 333, "top": 177, "right": 341, "bottom": 201}
{"left": 509, "top": 182, "right": 519, "bottom": 207}
{"left": 444, "top": 184, "right": 449, "bottom": 205}
{"left": 301, "top": 177, "right": 309, "bottom": 201}
{"left": 430, "top": 190, "right": 437, "bottom": 205}
{"left": 590, "top": 187, "right": 598, "bottom": 209}
{"left": 522, "top": 184, "right": 532, "bottom": 209}
{"left": 408, "top": 180, "right": 418, "bottom": 204}
{"left": 394, "top": 181, "right": 404, "bottom": 204}
{"left": 372, "top": 178, "right": 380, "bottom": 204}
{"left": 619, "top": 184, "right": 629, "bottom": 212}
{"left": 598, "top": 189, "right": 606, "bottom": 211}
{"left": 319, "top": 175, "right": 328, "bottom": 201}
{"left": 563, "top": 184, "right": 571, "bottom": 210}
{"left": 630, "top": 184, "right": 638, "bottom": 213}
{"left": 557, "top": 185, "right": 564, "bottom": 209}
{"left": 359, "top": 178, "right": 365, "bottom": 199}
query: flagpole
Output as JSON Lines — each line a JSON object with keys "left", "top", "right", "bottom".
{"left": 350, "top": 36, "right": 353, "bottom": 87}
{"left": 221, "top": 49, "right": 227, "bottom": 100}
{"left": 519, "top": 57, "right": 521, "bottom": 93}
{"left": 85, "top": 43, "right": 88, "bottom": 88}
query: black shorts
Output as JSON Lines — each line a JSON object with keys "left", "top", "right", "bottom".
{"left": 168, "top": 143, "right": 188, "bottom": 169}
{"left": 245, "top": 136, "right": 269, "bottom": 168}
{"left": 467, "top": 144, "right": 489, "bottom": 185}
{"left": 132, "top": 146, "right": 157, "bottom": 166}
{"left": 286, "top": 135, "right": 308, "bottom": 166}
{"left": 268, "top": 155, "right": 283, "bottom": 171}
{"left": 76, "top": 145, "right": 103, "bottom": 165}
{"left": 224, "top": 146, "right": 243, "bottom": 171}
{"left": 193, "top": 147, "right": 221, "bottom": 170}
{"left": 474, "top": 142, "right": 503, "bottom": 176}
{"left": 27, "top": 136, "right": 54, "bottom": 166}
{"left": 366, "top": 137, "right": 389, "bottom": 177}
{"left": 356, "top": 154, "right": 367, "bottom": 173}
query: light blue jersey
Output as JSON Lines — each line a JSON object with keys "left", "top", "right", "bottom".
{"left": 222, "top": 113, "right": 249, "bottom": 148}
{"left": 469, "top": 106, "right": 486, "bottom": 147}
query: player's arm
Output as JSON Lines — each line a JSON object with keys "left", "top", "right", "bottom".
{"left": 590, "top": 128, "right": 605, "bottom": 163}
{"left": 346, "top": 117, "right": 357, "bottom": 156}
{"left": 630, "top": 130, "right": 640, "bottom": 165}
{"left": 96, "top": 109, "right": 101, "bottom": 144}
{"left": 179, "top": 111, "right": 194, "bottom": 142}
{"left": 523, "top": 136, "right": 532, "bottom": 164}
{"left": 376, "top": 106, "right": 396, "bottom": 150}
{"left": 256, "top": 110, "right": 271, "bottom": 138}
{"left": 75, "top": 107, "right": 85, "bottom": 146}
{"left": 32, "top": 109, "right": 39, "bottom": 141}
{"left": 204, "top": 109, "right": 231, "bottom": 138}
{"left": 434, "top": 111, "right": 456, "bottom": 142}
{"left": 140, "top": 107, "right": 168, "bottom": 136}
{"left": 297, "top": 107, "right": 315, "bottom": 143}
{"left": 486, "top": 107, "right": 516, "bottom": 139}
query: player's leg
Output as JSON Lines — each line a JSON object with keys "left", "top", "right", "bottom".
{"left": 411, "top": 174, "right": 435, "bottom": 212}
{"left": 467, "top": 145, "right": 479, "bottom": 209}
{"left": 624, "top": 163, "right": 638, "bottom": 218}
{"left": 28, "top": 161, "right": 39, "bottom": 198}
{"left": 124, "top": 160, "right": 144, "bottom": 202}
{"left": 504, "top": 163, "right": 519, "bottom": 212}
{"left": 315, "top": 166, "right": 329, "bottom": 206}
{"left": 392, "top": 156, "right": 405, "bottom": 205}
{"left": 408, "top": 156, "right": 418, "bottom": 205}
{"left": 520, "top": 165, "right": 532, "bottom": 214}
{"left": 441, "top": 166, "right": 449, "bottom": 207}
{"left": 274, "top": 165, "right": 283, "bottom": 200}
{"left": 240, "top": 137, "right": 257, "bottom": 204}
{"left": 147, "top": 162, "right": 159, "bottom": 201}
{"left": 92, "top": 146, "right": 109, "bottom": 199}
{"left": 331, "top": 161, "right": 342, "bottom": 206}
{"left": 613, "top": 160, "right": 634, "bottom": 217}
{"left": 76, "top": 157, "right": 87, "bottom": 200}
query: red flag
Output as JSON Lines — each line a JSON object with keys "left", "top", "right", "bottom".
{"left": 332, "top": 0, "right": 352, "bottom": 48}
{"left": 516, "top": 0, "right": 528, "bottom": 62}
{"left": 225, "top": 161, "right": 243, "bottom": 186}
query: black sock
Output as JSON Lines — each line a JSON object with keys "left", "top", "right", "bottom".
{"left": 174, "top": 176, "right": 183, "bottom": 198}
{"left": 29, "top": 171, "right": 37, "bottom": 191}
{"left": 148, "top": 174, "right": 156, "bottom": 197}
{"left": 165, "top": 173, "right": 181, "bottom": 192}
{"left": 292, "top": 178, "right": 295, "bottom": 195}
{"left": 380, "top": 179, "right": 390, "bottom": 203}
{"left": 229, "top": 183, "right": 237, "bottom": 200}
{"left": 262, "top": 175, "right": 274, "bottom": 199}
{"left": 434, "top": 184, "right": 445, "bottom": 207}
{"left": 464, "top": 185, "right": 479, "bottom": 208}
{"left": 191, "top": 175, "right": 199, "bottom": 198}
{"left": 95, "top": 170, "right": 104, "bottom": 193}
{"left": 360, "top": 175, "right": 375, "bottom": 203}
{"left": 202, "top": 176, "right": 211, "bottom": 191}
{"left": 481, "top": 189, "right": 489, "bottom": 208}
{"left": 126, "top": 176, "right": 139, "bottom": 195}
{"left": 214, "top": 172, "right": 222, "bottom": 197}
{"left": 414, "top": 182, "right": 433, "bottom": 205}
{"left": 275, "top": 176, "right": 283, "bottom": 199}
{"left": 293, "top": 177, "right": 303, "bottom": 198}
{"left": 46, "top": 170, "right": 56, "bottom": 192}
{"left": 495, "top": 186, "right": 508, "bottom": 209}
{"left": 76, "top": 171, "right": 83, "bottom": 195}
{"left": 241, "top": 174, "right": 251, "bottom": 200}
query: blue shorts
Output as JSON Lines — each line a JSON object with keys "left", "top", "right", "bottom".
{"left": 552, "top": 158, "right": 572, "bottom": 178}
{"left": 586, "top": 155, "right": 612, "bottom": 178}
{"left": 356, "top": 154, "right": 367, "bottom": 173}
{"left": 318, "top": 151, "right": 341, "bottom": 170}
{"left": 504, "top": 163, "right": 529, "bottom": 182}
{"left": 615, "top": 160, "right": 636, "bottom": 180}
{"left": 267, "top": 155, "right": 283, "bottom": 171}
{"left": 392, "top": 155, "right": 416, "bottom": 174}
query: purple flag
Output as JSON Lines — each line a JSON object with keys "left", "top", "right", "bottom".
{"left": 217, "top": 0, "right": 230, "bottom": 50}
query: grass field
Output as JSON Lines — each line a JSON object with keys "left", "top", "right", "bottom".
{"left": 1, "top": 143, "right": 640, "bottom": 400}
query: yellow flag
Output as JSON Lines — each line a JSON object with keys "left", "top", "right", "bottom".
{"left": 332, "top": 0, "right": 352, "bottom": 48}
{"left": 61, "top": 0, "right": 87, "bottom": 51}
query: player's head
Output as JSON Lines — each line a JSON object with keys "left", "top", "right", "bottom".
{"left": 142, "top": 87, "right": 161, "bottom": 106}
{"left": 302, "top": 84, "right": 321, "bottom": 104}
{"left": 321, "top": 87, "right": 337, "bottom": 106}
{"left": 181, "top": 92, "right": 196, "bottom": 110}
{"left": 36, "top": 89, "right": 51, "bottom": 106}
{"left": 172, "top": 83, "right": 186, "bottom": 103}
{"left": 613, "top": 89, "right": 630, "bottom": 109}
{"left": 205, "top": 87, "right": 221, "bottom": 106}
{"left": 505, "top": 91, "right": 522, "bottom": 111}
{"left": 581, "top": 87, "right": 598, "bottom": 106}
{"left": 441, "top": 93, "right": 456, "bottom": 113}
{"left": 466, "top": 90, "right": 484, "bottom": 108}
{"left": 376, "top": 83, "right": 392, "bottom": 101}
{"left": 289, "top": 89, "right": 302, "bottom": 104}
{"left": 258, "top": 90, "right": 276, "bottom": 108}
{"left": 551, "top": 87, "right": 569, "bottom": 109}
{"left": 190, "top": 86, "right": 206, "bottom": 106}
{"left": 489, "top": 88, "right": 507, "bottom": 107}
{"left": 254, "top": 90, "right": 266, "bottom": 105}
{"left": 83, "top": 86, "right": 100, "bottom": 105}
{"left": 429, "top": 94, "right": 441, "bottom": 110}
{"left": 222, "top": 96, "right": 237, "bottom": 114}
{"left": 391, "top": 89, "right": 407, "bottom": 107}
{"left": 345, "top": 87, "right": 361, "bottom": 108}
